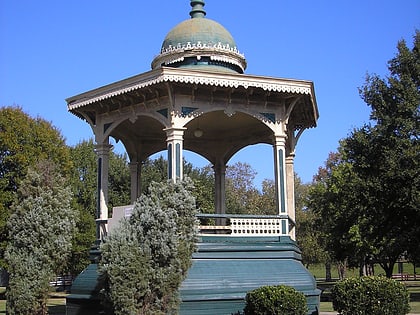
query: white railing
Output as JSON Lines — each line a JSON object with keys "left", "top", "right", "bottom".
{"left": 108, "top": 207, "right": 291, "bottom": 237}
{"left": 198, "top": 214, "right": 290, "bottom": 236}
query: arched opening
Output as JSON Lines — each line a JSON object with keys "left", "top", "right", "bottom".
{"left": 183, "top": 110, "right": 273, "bottom": 165}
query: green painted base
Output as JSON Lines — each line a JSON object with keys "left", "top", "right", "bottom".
{"left": 180, "top": 235, "right": 320, "bottom": 315}
{"left": 66, "top": 247, "right": 105, "bottom": 315}
{"left": 66, "top": 236, "right": 320, "bottom": 315}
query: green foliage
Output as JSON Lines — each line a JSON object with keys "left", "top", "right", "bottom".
{"left": 68, "top": 139, "right": 131, "bottom": 276}
{"left": 108, "top": 150, "right": 130, "bottom": 209}
{"left": 244, "top": 285, "right": 308, "bottom": 315}
{"left": 309, "top": 153, "right": 368, "bottom": 270}
{"left": 140, "top": 156, "right": 168, "bottom": 192}
{"left": 69, "top": 139, "right": 98, "bottom": 218}
{"left": 331, "top": 276, "right": 411, "bottom": 315}
{"left": 185, "top": 164, "right": 215, "bottom": 214}
{"left": 308, "top": 31, "right": 420, "bottom": 276}
{"left": 69, "top": 139, "right": 131, "bottom": 214}
{"left": 226, "top": 162, "right": 270, "bottom": 215}
{"left": 99, "top": 178, "right": 198, "bottom": 315}
{"left": 5, "top": 161, "right": 76, "bottom": 315}
{"left": 141, "top": 157, "right": 215, "bottom": 213}
{"left": 0, "top": 106, "right": 71, "bottom": 268}
{"left": 295, "top": 175, "right": 327, "bottom": 267}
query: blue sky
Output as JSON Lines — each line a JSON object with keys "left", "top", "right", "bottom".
{"left": 1, "top": 1, "right": 419, "bottom": 185}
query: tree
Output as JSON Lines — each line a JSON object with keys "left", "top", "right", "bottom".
{"left": 141, "top": 156, "right": 215, "bottom": 213}
{"left": 5, "top": 160, "right": 76, "bottom": 315}
{"left": 309, "top": 31, "right": 420, "bottom": 278}
{"left": 225, "top": 162, "right": 262, "bottom": 214}
{"left": 108, "top": 150, "right": 130, "bottom": 209}
{"left": 259, "top": 179, "right": 277, "bottom": 215}
{"left": 68, "top": 140, "right": 131, "bottom": 276}
{"left": 184, "top": 163, "right": 215, "bottom": 214}
{"left": 295, "top": 175, "right": 326, "bottom": 268}
{"left": 308, "top": 152, "right": 366, "bottom": 279}
{"left": 99, "top": 178, "right": 198, "bottom": 314}
{"left": 0, "top": 106, "right": 71, "bottom": 267}
{"left": 341, "top": 31, "right": 419, "bottom": 277}
{"left": 140, "top": 156, "right": 168, "bottom": 193}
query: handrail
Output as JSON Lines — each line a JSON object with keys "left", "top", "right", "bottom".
{"left": 196, "top": 213, "right": 289, "bottom": 219}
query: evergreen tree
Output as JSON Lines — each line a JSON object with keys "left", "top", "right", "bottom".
{"left": 0, "top": 106, "right": 71, "bottom": 267}
{"left": 99, "top": 178, "right": 198, "bottom": 314}
{"left": 5, "top": 160, "right": 76, "bottom": 314}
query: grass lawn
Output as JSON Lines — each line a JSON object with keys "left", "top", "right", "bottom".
{"left": 0, "top": 298, "right": 66, "bottom": 314}
{"left": 320, "top": 301, "right": 420, "bottom": 313}
{"left": 0, "top": 299, "right": 418, "bottom": 314}
{"left": 310, "top": 263, "right": 420, "bottom": 313}
{"left": 308, "top": 262, "right": 418, "bottom": 280}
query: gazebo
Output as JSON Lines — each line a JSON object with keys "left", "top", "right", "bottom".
{"left": 66, "top": 1, "right": 320, "bottom": 314}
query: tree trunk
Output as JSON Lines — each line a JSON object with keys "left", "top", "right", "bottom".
{"left": 325, "top": 261, "right": 332, "bottom": 282}
{"left": 380, "top": 261, "right": 395, "bottom": 278}
{"left": 359, "top": 262, "right": 364, "bottom": 276}
{"left": 337, "top": 259, "right": 347, "bottom": 280}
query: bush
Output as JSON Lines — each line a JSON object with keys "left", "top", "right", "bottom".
{"left": 99, "top": 178, "right": 198, "bottom": 315}
{"left": 331, "top": 276, "right": 410, "bottom": 315}
{"left": 5, "top": 161, "right": 76, "bottom": 315}
{"left": 244, "top": 285, "right": 308, "bottom": 315}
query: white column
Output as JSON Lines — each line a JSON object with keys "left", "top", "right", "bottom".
{"left": 286, "top": 154, "right": 296, "bottom": 240}
{"left": 129, "top": 161, "right": 141, "bottom": 204}
{"left": 214, "top": 162, "right": 226, "bottom": 225}
{"left": 94, "top": 142, "right": 113, "bottom": 241}
{"left": 273, "top": 135, "right": 289, "bottom": 235}
{"left": 165, "top": 127, "right": 186, "bottom": 182}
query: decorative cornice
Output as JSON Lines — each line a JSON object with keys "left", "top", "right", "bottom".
{"left": 66, "top": 67, "right": 314, "bottom": 111}
{"left": 160, "top": 41, "right": 243, "bottom": 56}
{"left": 151, "top": 41, "right": 246, "bottom": 72}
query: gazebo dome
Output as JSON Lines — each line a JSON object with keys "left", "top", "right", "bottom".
{"left": 151, "top": 0, "right": 247, "bottom": 73}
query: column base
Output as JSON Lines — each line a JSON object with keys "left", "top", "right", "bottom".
{"left": 66, "top": 246, "right": 106, "bottom": 315}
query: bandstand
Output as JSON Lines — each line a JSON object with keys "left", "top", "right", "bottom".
{"left": 66, "top": 1, "right": 320, "bottom": 314}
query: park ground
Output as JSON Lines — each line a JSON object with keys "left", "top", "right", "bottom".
{"left": 0, "top": 264, "right": 419, "bottom": 314}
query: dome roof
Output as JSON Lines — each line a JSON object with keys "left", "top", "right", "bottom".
{"left": 162, "top": 18, "right": 237, "bottom": 52}
{"left": 151, "top": 0, "right": 247, "bottom": 74}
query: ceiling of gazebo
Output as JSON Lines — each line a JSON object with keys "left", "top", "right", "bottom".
{"left": 109, "top": 110, "right": 271, "bottom": 164}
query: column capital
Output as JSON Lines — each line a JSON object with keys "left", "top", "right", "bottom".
{"left": 94, "top": 143, "right": 113, "bottom": 154}
{"left": 272, "top": 134, "right": 287, "bottom": 147}
{"left": 164, "top": 127, "right": 187, "bottom": 139}
{"left": 212, "top": 161, "right": 227, "bottom": 173}
{"left": 129, "top": 161, "right": 139, "bottom": 169}
{"left": 285, "top": 154, "right": 296, "bottom": 162}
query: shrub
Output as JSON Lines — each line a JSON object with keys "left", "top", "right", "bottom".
{"left": 244, "top": 285, "right": 308, "bottom": 315}
{"left": 5, "top": 161, "right": 76, "bottom": 315}
{"left": 331, "top": 276, "right": 410, "bottom": 315}
{"left": 99, "top": 178, "right": 198, "bottom": 315}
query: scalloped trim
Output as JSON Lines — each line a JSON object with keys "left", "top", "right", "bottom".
{"left": 68, "top": 72, "right": 312, "bottom": 110}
